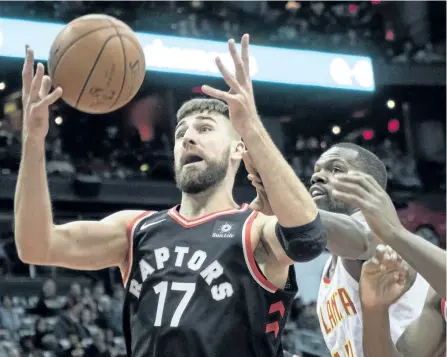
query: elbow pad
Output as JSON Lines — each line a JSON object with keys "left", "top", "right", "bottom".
{"left": 275, "top": 214, "right": 327, "bottom": 262}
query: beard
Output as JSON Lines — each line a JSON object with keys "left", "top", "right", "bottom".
{"left": 315, "top": 194, "right": 352, "bottom": 215}
{"left": 175, "top": 148, "right": 230, "bottom": 194}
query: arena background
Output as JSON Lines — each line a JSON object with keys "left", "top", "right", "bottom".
{"left": 0, "top": 1, "right": 445, "bottom": 356}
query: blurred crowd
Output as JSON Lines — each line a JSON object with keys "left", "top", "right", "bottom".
{"left": 0, "top": 279, "right": 126, "bottom": 357}
{"left": 0, "top": 1, "right": 445, "bottom": 64}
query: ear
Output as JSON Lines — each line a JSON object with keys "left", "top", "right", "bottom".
{"left": 231, "top": 140, "right": 246, "bottom": 161}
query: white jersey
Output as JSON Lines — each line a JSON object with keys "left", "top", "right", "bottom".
{"left": 317, "top": 212, "right": 430, "bottom": 357}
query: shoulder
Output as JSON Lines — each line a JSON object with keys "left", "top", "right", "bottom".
{"left": 102, "top": 210, "right": 157, "bottom": 233}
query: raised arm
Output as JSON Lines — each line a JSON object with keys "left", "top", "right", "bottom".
{"left": 332, "top": 171, "right": 446, "bottom": 298}
{"left": 202, "top": 35, "right": 326, "bottom": 272}
{"left": 14, "top": 47, "right": 142, "bottom": 272}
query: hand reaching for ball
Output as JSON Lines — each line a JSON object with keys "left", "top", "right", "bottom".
{"left": 22, "top": 46, "right": 62, "bottom": 139}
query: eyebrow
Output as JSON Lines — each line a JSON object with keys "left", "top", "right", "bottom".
{"left": 175, "top": 115, "right": 218, "bottom": 132}
{"left": 314, "top": 158, "right": 348, "bottom": 169}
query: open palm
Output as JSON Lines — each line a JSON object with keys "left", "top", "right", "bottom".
{"left": 360, "top": 245, "right": 411, "bottom": 309}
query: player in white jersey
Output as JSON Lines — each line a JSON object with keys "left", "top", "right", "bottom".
{"left": 329, "top": 170, "right": 446, "bottom": 357}
{"left": 309, "top": 144, "right": 429, "bottom": 357}
{"left": 246, "top": 142, "right": 429, "bottom": 357}
{"left": 359, "top": 245, "right": 446, "bottom": 357}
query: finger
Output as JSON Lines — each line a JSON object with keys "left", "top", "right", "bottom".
{"left": 337, "top": 172, "right": 377, "bottom": 195}
{"left": 251, "top": 181, "right": 266, "bottom": 192}
{"left": 38, "top": 87, "right": 63, "bottom": 107}
{"left": 332, "top": 190, "right": 366, "bottom": 208}
{"left": 332, "top": 178, "right": 370, "bottom": 199}
{"left": 39, "top": 75, "right": 52, "bottom": 99}
{"left": 215, "top": 56, "right": 243, "bottom": 93}
{"left": 374, "top": 244, "right": 387, "bottom": 262}
{"left": 22, "top": 46, "right": 35, "bottom": 102}
{"left": 247, "top": 174, "right": 262, "bottom": 184}
{"left": 351, "top": 170, "right": 384, "bottom": 192}
{"left": 228, "top": 38, "right": 246, "bottom": 84}
{"left": 241, "top": 34, "right": 250, "bottom": 75}
{"left": 201, "top": 85, "right": 232, "bottom": 102}
{"left": 29, "top": 63, "right": 45, "bottom": 102}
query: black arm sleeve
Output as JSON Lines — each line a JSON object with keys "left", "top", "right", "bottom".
{"left": 275, "top": 213, "right": 327, "bottom": 262}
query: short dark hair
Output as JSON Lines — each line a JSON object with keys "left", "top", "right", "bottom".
{"left": 332, "top": 142, "right": 388, "bottom": 189}
{"left": 176, "top": 98, "right": 229, "bottom": 122}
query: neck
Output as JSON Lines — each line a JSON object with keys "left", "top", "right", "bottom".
{"left": 179, "top": 181, "right": 238, "bottom": 219}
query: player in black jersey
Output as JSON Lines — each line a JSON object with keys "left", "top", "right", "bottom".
{"left": 15, "top": 35, "right": 326, "bottom": 357}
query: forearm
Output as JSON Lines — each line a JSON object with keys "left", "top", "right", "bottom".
{"left": 320, "top": 210, "right": 375, "bottom": 259}
{"left": 362, "top": 306, "right": 402, "bottom": 357}
{"left": 14, "top": 136, "right": 54, "bottom": 261}
{"left": 382, "top": 229, "right": 446, "bottom": 299}
{"left": 242, "top": 121, "right": 317, "bottom": 226}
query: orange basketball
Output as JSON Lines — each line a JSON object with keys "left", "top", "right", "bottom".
{"left": 48, "top": 14, "right": 146, "bottom": 114}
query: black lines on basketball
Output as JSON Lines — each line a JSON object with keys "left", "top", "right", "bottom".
{"left": 75, "top": 34, "right": 119, "bottom": 107}
{"left": 49, "top": 25, "right": 114, "bottom": 78}
{"left": 108, "top": 20, "right": 127, "bottom": 111}
{"left": 49, "top": 14, "right": 145, "bottom": 113}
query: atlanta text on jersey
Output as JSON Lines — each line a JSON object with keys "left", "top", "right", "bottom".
{"left": 318, "top": 287, "right": 357, "bottom": 336}
{"left": 128, "top": 245, "right": 234, "bottom": 302}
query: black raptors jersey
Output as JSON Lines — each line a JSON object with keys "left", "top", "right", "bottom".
{"left": 122, "top": 204, "right": 298, "bottom": 357}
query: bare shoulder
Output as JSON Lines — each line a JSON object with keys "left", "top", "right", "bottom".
{"left": 101, "top": 210, "right": 147, "bottom": 226}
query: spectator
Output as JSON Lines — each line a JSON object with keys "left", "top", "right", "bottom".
{"left": 84, "top": 329, "right": 111, "bottom": 357}
{"left": 30, "top": 279, "right": 65, "bottom": 317}
{"left": 20, "top": 334, "right": 44, "bottom": 357}
{"left": 66, "top": 283, "right": 82, "bottom": 308}
{"left": 0, "top": 296, "right": 21, "bottom": 334}
{"left": 96, "top": 296, "right": 120, "bottom": 335}
{"left": 54, "top": 303, "right": 88, "bottom": 341}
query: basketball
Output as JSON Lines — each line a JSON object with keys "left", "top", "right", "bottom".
{"left": 48, "top": 14, "right": 146, "bottom": 114}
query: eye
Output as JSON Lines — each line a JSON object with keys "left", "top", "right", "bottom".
{"left": 332, "top": 167, "right": 342, "bottom": 174}
{"left": 200, "top": 126, "right": 212, "bottom": 133}
{"left": 176, "top": 131, "right": 185, "bottom": 139}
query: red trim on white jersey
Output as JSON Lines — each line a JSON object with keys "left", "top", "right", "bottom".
{"left": 168, "top": 203, "right": 249, "bottom": 228}
{"left": 441, "top": 299, "right": 446, "bottom": 321}
{"left": 122, "top": 211, "right": 156, "bottom": 287}
{"left": 242, "top": 211, "right": 278, "bottom": 294}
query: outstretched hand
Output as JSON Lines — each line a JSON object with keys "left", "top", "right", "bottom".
{"left": 360, "top": 244, "right": 415, "bottom": 309}
{"left": 22, "top": 46, "right": 62, "bottom": 139}
{"left": 201, "top": 34, "right": 259, "bottom": 137}
{"left": 332, "top": 171, "right": 404, "bottom": 241}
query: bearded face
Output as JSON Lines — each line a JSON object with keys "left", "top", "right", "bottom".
{"left": 175, "top": 147, "right": 230, "bottom": 194}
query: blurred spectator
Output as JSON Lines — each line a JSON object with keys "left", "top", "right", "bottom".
{"left": 54, "top": 303, "right": 88, "bottom": 341}
{"left": 0, "top": 296, "right": 21, "bottom": 333}
{"left": 84, "top": 329, "right": 111, "bottom": 357}
{"left": 66, "top": 283, "right": 82, "bottom": 308}
{"left": 29, "top": 279, "right": 65, "bottom": 317}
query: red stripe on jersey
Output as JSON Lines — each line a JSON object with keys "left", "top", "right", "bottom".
{"left": 441, "top": 299, "right": 446, "bottom": 321}
{"left": 242, "top": 211, "right": 278, "bottom": 293}
{"left": 323, "top": 277, "right": 331, "bottom": 284}
{"left": 168, "top": 203, "right": 249, "bottom": 228}
{"left": 122, "top": 211, "right": 156, "bottom": 287}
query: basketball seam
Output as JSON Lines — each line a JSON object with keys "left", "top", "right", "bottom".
{"left": 75, "top": 34, "right": 119, "bottom": 108}
{"left": 50, "top": 25, "right": 115, "bottom": 78}
{"left": 107, "top": 20, "right": 127, "bottom": 111}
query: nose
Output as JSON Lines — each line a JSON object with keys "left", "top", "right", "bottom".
{"left": 310, "top": 171, "right": 328, "bottom": 185}
{"left": 182, "top": 128, "right": 198, "bottom": 149}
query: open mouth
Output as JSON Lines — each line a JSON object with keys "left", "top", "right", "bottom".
{"left": 310, "top": 187, "right": 326, "bottom": 199}
{"left": 183, "top": 155, "right": 204, "bottom": 166}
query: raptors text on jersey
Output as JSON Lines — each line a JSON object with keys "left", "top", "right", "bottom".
{"left": 122, "top": 205, "right": 298, "bottom": 357}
